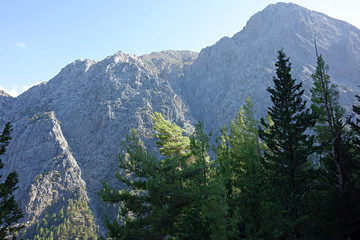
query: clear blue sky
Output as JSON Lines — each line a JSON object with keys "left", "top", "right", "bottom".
{"left": 1, "top": 0, "right": 359, "bottom": 97}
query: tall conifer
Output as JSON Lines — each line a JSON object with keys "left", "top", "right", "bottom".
{"left": 215, "top": 98, "right": 267, "bottom": 239}
{"left": 352, "top": 93, "right": 360, "bottom": 151}
{"left": 310, "top": 51, "right": 347, "bottom": 190}
{"left": 259, "top": 50, "right": 316, "bottom": 239}
{"left": 176, "top": 122, "right": 226, "bottom": 240}
{"left": 100, "top": 113, "right": 195, "bottom": 239}
{"left": 309, "top": 52, "right": 360, "bottom": 238}
{"left": 0, "top": 122, "right": 24, "bottom": 239}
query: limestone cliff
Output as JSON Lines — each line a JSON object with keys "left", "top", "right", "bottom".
{"left": 1, "top": 2, "right": 359, "bottom": 237}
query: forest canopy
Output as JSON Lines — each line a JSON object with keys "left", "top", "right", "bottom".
{"left": 99, "top": 50, "right": 360, "bottom": 239}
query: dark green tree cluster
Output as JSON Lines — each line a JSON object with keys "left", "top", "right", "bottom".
{"left": 352, "top": 94, "right": 360, "bottom": 152}
{"left": 0, "top": 122, "right": 23, "bottom": 239}
{"left": 214, "top": 97, "right": 266, "bottom": 239}
{"left": 307, "top": 49, "right": 360, "bottom": 239}
{"left": 100, "top": 50, "right": 360, "bottom": 239}
{"left": 99, "top": 114, "right": 225, "bottom": 239}
{"left": 22, "top": 198, "right": 98, "bottom": 240}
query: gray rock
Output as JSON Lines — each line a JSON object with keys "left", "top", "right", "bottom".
{"left": 176, "top": 2, "right": 360, "bottom": 135}
{"left": 1, "top": 2, "right": 359, "bottom": 235}
{"left": 0, "top": 90, "right": 15, "bottom": 125}
{"left": 2, "top": 111, "right": 87, "bottom": 229}
{"left": 1, "top": 50, "right": 195, "bottom": 231}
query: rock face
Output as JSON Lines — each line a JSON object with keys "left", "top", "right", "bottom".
{"left": 0, "top": 2, "right": 359, "bottom": 236}
{"left": 1, "top": 110, "right": 89, "bottom": 237}
{"left": 1, "top": 50, "right": 197, "bottom": 235}
{"left": 176, "top": 2, "right": 360, "bottom": 133}
{"left": 0, "top": 91, "right": 15, "bottom": 125}
{"left": 23, "top": 111, "right": 87, "bottom": 221}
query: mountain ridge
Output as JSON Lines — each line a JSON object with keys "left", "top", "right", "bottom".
{"left": 1, "top": 2, "right": 360, "bottom": 237}
{"left": 2, "top": 48, "right": 197, "bottom": 237}
{"left": 174, "top": 2, "right": 360, "bottom": 133}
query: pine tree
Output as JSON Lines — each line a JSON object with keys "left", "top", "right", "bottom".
{"left": 0, "top": 122, "right": 24, "bottom": 239}
{"left": 215, "top": 98, "right": 267, "bottom": 239}
{"left": 177, "top": 122, "right": 226, "bottom": 240}
{"left": 350, "top": 93, "right": 360, "bottom": 191}
{"left": 259, "top": 50, "right": 317, "bottom": 239}
{"left": 25, "top": 198, "right": 98, "bottom": 239}
{"left": 310, "top": 51, "right": 347, "bottom": 190}
{"left": 310, "top": 51, "right": 360, "bottom": 238}
{"left": 352, "top": 93, "right": 360, "bottom": 152}
{"left": 214, "top": 125, "right": 234, "bottom": 237}
{"left": 99, "top": 113, "right": 193, "bottom": 239}
{"left": 100, "top": 130, "right": 165, "bottom": 239}
{"left": 231, "top": 98, "right": 267, "bottom": 239}
{"left": 151, "top": 112, "right": 190, "bottom": 158}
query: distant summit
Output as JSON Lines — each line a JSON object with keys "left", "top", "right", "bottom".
{"left": 1, "top": 2, "right": 359, "bottom": 237}
{"left": 176, "top": 2, "right": 360, "bottom": 132}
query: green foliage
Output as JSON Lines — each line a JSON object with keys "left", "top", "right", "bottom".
{"left": 24, "top": 198, "right": 98, "bottom": 240}
{"left": 177, "top": 122, "right": 227, "bottom": 240}
{"left": 151, "top": 112, "right": 191, "bottom": 158}
{"left": 310, "top": 55, "right": 344, "bottom": 130}
{"left": 351, "top": 94, "right": 360, "bottom": 169}
{"left": 215, "top": 97, "right": 268, "bottom": 239}
{"left": 353, "top": 93, "right": 360, "bottom": 124}
{"left": 99, "top": 121, "right": 191, "bottom": 239}
{"left": 0, "top": 122, "right": 24, "bottom": 239}
{"left": 98, "top": 51, "right": 360, "bottom": 239}
{"left": 310, "top": 54, "right": 348, "bottom": 188}
{"left": 100, "top": 114, "right": 228, "bottom": 239}
{"left": 309, "top": 53, "right": 360, "bottom": 239}
{"left": 259, "top": 50, "right": 317, "bottom": 239}
{"left": 350, "top": 94, "right": 360, "bottom": 182}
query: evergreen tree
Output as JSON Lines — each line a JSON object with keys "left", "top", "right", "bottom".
{"left": 310, "top": 52, "right": 347, "bottom": 190}
{"left": 99, "top": 113, "right": 193, "bottom": 239}
{"left": 350, "top": 93, "right": 360, "bottom": 192}
{"left": 310, "top": 52, "right": 360, "bottom": 239}
{"left": 338, "top": 92, "right": 360, "bottom": 238}
{"left": 177, "top": 122, "right": 226, "bottom": 240}
{"left": 151, "top": 112, "right": 190, "bottom": 158}
{"left": 231, "top": 98, "right": 267, "bottom": 239}
{"left": 26, "top": 198, "right": 98, "bottom": 240}
{"left": 259, "top": 50, "right": 317, "bottom": 239}
{"left": 100, "top": 129, "right": 169, "bottom": 239}
{"left": 0, "top": 122, "right": 24, "bottom": 239}
{"left": 215, "top": 98, "right": 267, "bottom": 239}
{"left": 214, "top": 125, "right": 234, "bottom": 237}
{"left": 352, "top": 93, "right": 360, "bottom": 152}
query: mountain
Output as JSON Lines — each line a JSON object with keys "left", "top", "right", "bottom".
{"left": 175, "top": 2, "right": 360, "bottom": 132}
{"left": 1, "top": 2, "right": 359, "bottom": 238}
{"left": 0, "top": 91, "right": 14, "bottom": 125}
{"left": 1, "top": 51, "right": 197, "bottom": 237}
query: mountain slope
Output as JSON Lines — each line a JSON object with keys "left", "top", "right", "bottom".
{"left": 0, "top": 90, "right": 15, "bottom": 125}
{"left": 1, "top": 50, "right": 197, "bottom": 236}
{"left": 176, "top": 2, "right": 360, "bottom": 133}
{"left": 1, "top": 2, "right": 360, "bottom": 237}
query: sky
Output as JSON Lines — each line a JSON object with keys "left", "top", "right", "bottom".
{"left": 1, "top": 0, "right": 360, "bottom": 97}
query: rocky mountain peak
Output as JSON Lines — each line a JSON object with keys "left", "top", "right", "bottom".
{"left": 177, "top": 2, "right": 360, "bottom": 133}
{"left": 1, "top": 3, "right": 359, "bottom": 237}
{"left": 1, "top": 48, "right": 196, "bottom": 237}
